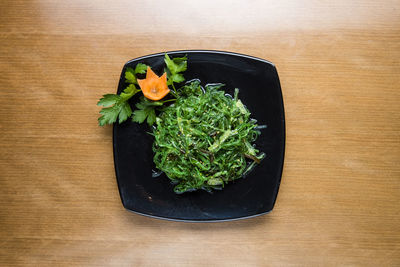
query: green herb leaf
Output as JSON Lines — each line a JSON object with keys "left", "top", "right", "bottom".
{"left": 98, "top": 105, "right": 119, "bottom": 126}
{"left": 171, "top": 73, "right": 185, "bottom": 83}
{"left": 131, "top": 97, "right": 163, "bottom": 126}
{"left": 97, "top": 84, "right": 140, "bottom": 126}
{"left": 121, "top": 84, "right": 140, "bottom": 100}
{"left": 125, "top": 67, "right": 137, "bottom": 84}
{"left": 97, "top": 62, "right": 149, "bottom": 126}
{"left": 164, "top": 54, "right": 187, "bottom": 86}
{"left": 118, "top": 102, "right": 133, "bottom": 124}
{"left": 97, "top": 94, "right": 120, "bottom": 107}
{"left": 135, "top": 63, "right": 148, "bottom": 74}
{"left": 125, "top": 63, "right": 149, "bottom": 84}
{"left": 132, "top": 109, "right": 147, "bottom": 123}
{"left": 146, "top": 108, "right": 156, "bottom": 125}
{"left": 98, "top": 99, "right": 134, "bottom": 126}
{"left": 165, "top": 54, "right": 187, "bottom": 74}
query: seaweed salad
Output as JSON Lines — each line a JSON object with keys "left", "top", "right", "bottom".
{"left": 97, "top": 54, "right": 265, "bottom": 194}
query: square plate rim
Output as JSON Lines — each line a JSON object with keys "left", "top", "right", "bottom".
{"left": 112, "top": 50, "right": 285, "bottom": 222}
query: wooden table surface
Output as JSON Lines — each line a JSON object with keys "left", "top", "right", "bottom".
{"left": 1, "top": 0, "right": 399, "bottom": 266}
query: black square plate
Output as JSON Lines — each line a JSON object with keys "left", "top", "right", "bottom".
{"left": 113, "top": 50, "right": 285, "bottom": 222}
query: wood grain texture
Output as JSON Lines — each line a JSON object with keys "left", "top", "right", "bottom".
{"left": 1, "top": 0, "right": 399, "bottom": 266}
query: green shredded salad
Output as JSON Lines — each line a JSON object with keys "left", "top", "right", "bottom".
{"left": 152, "top": 80, "right": 265, "bottom": 194}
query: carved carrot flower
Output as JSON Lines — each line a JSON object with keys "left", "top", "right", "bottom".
{"left": 137, "top": 67, "right": 170, "bottom": 101}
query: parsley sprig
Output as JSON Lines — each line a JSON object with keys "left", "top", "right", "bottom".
{"left": 97, "top": 54, "right": 187, "bottom": 126}
{"left": 97, "top": 63, "right": 147, "bottom": 126}
{"left": 164, "top": 54, "right": 187, "bottom": 93}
